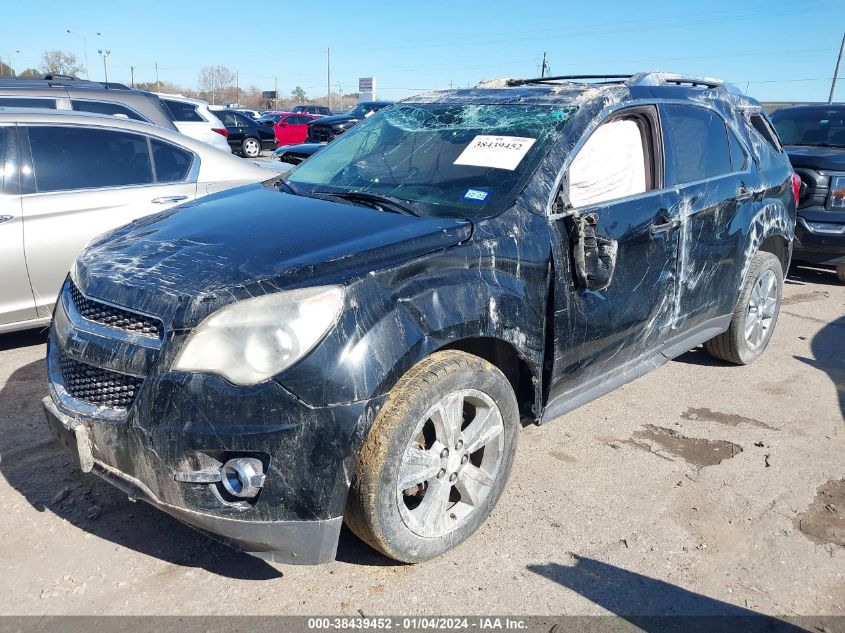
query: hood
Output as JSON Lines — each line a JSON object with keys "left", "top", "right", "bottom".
{"left": 75, "top": 183, "right": 471, "bottom": 329}
{"left": 785, "top": 145, "right": 845, "bottom": 172}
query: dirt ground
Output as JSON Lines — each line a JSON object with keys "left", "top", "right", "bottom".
{"left": 0, "top": 264, "right": 842, "bottom": 618}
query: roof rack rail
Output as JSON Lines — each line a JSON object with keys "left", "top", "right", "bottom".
{"left": 507, "top": 74, "right": 632, "bottom": 87}
{"left": 505, "top": 71, "right": 743, "bottom": 95}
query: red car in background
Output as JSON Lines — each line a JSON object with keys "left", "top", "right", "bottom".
{"left": 273, "top": 112, "right": 321, "bottom": 145}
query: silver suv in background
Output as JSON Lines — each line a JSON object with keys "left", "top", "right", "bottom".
{"left": 0, "top": 76, "right": 177, "bottom": 130}
{"left": 0, "top": 108, "right": 273, "bottom": 334}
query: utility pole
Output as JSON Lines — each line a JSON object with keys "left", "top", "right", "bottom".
{"left": 327, "top": 47, "right": 331, "bottom": 110}
{"left": 829, "top": 31, "right": 845, "bottom": 103}
{"left": 130, "top": 66, "right": 134, "bottom": 87}
{"left": 210, "top": 67, "right": 215, "bottom": 105}
{"left": 540, "top": 52, "right": 549, "bottom": 78}
{"left": 98, "top": 49, "right": 110, "bottom": 82}
{"left": 154, "top": 62, "right": 159, "bottom": 90}
{"left": 274, "top": 76, "right": 278, "bottom": 108}
{"left": 236, "top": 71, "right": 240, "bottom": 107}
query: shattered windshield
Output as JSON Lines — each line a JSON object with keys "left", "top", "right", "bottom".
{"left": 286, "top": 102, "right": 574, "bottom": 218}
{"left": 770, "top": 107, "right": 845, "bottom": 148}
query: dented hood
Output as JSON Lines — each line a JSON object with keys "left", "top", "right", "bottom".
{"left": 74, "top": 183, "right": 472, "bottom": 328}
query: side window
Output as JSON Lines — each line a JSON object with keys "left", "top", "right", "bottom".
{"left": 748, "top": 113, "right": 783, "bottom": 153}
{"left": 663, "top": 105, "right": 732, "bottom": 185}
{"left": 28, "top": 126, "right": 153, "bottom": 192}
{"left": 568, "top": 117, "right": 650, "bottom": 207}
{"left": 0, "top": 127, "right": 5, "bottom": 192}
{"left": 220, "top": 112, "right": 239, "bottom": 126}
{"left": 289, "top": 115, "right": 308, "bottom": 125}
{"left": 151, "top": 138, "right": 193, "bottom": 182}
{"left": 728, "top": 128, "right": 747, "bottom": 171}
{"left": 70, "top": 100, "right": 146, "bottom": 121}
{"left": 163, "top": 99, "right": 205, "bottom": 122}
{"left": 0, "top": 97, "right": 57, "bottom": 109}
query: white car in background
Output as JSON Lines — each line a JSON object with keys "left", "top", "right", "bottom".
{"left": 156, "top": 93, "right": 232, "bottom": 153}
{"left": 0, "top": 108, "right": 274, "bottom": 334}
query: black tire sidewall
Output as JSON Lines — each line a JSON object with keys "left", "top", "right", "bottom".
{"left": 373, "top": 365, "right": 519, "bottom": 562}
{"left": 734, "top": 254, "right": 784, "bottom": 364}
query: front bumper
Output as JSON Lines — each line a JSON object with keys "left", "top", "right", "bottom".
{"left": 43, "top": 397, "right": 342, "bottom": 563}
{"left": 793, "top": 208, "right": 845, "bottom": 265}
{"left": 45, "top": 281, "right": 384, "bottom": 564}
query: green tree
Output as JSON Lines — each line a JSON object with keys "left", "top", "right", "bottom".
{"left": 39, "top": 50, "right": 84, "bottom": 77}
{"left": 0, "top": 61, "right": 13, "bottom": 78}
{"left": 291, "top": 86, "right": 307, "bottom": 102}
{"left": 18, "top": 68, "right": 41, "bottom": 79}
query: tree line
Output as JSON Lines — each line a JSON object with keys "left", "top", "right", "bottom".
{"left": 1, "top": 50, "right": 360, "bottom": 110}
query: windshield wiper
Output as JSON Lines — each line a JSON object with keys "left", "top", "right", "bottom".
{"left": 311, "top": 190, "right": 420, "bottom": 216}
{"left": 277, "top": 177, "right": 301, "bottom": 195}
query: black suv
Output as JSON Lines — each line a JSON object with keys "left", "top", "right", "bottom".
{"left": 0, "top": 76, "right": 177, "bottom": 130}
{"left": 770, "top": 104, "right": 845, "bottom": 281}
{"left": 43, "top": 73, "right": 797, "bottom": 565}
{"left": 306, "top": 100, "right": 393, "bottom": 143}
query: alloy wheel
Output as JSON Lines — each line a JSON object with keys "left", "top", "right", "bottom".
{"left": 396, "top": 389, "right": 505, "bottom": 538}
{"left": 744, "top": 269, "right": 778, "bottom": 350}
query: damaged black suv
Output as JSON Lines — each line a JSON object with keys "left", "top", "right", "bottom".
{"left": 44, "top": 72, "right": 797, "bottom": 565}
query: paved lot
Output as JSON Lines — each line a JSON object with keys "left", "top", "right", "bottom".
{"left": 0, "top": 265, "right": 842, "bottom": 617}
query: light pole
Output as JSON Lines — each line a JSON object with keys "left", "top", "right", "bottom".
{"left": 98, "top": 49, "right": 111, "bottom": 83}
{"left": 66, "top": 29, "right": 100, "bottom": 79}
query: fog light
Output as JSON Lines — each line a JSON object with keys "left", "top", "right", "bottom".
{"left": 220, "top": 458, "right": 266, "bottom": 498}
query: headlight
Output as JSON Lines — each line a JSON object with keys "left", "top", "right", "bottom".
{"left": 173, "top": 285, "right": 344, "bottom": 385}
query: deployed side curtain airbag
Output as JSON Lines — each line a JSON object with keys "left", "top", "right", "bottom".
{"left": 568, "top": 119, "right": 647, "bottom": 208}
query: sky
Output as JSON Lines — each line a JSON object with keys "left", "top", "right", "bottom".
{"left": 2, "top": 0, "right": 844, "bottom": 103}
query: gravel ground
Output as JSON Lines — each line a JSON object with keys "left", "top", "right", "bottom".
{"left": 0, "top": 264, "right": 842, "bottom": 618}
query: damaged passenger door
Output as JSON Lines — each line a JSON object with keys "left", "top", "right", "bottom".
{"left": 545, "top": 106, "right": 680, "bottom": 412}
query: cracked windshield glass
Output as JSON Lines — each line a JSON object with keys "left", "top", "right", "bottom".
{"left": 287, "top": 103, "right": 574, "bottom": 217}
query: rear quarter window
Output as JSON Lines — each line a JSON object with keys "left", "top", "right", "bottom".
{"left": 150, "top": 138, "right": 193, "bottom": 182}
{"left": 748, "top": 113, "right": 783, "bottom": 153}
{"left": 71, "top": 100, "right": 146, "bottom": 121}
{"left": 163, "top": 99, "right": 206, "bottom": 122}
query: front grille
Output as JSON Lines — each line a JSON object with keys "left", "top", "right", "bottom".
{"left": 70, "top": 283, "right": 163, "bottom": 339}
{"left": 308, "top": 126, "right": 335, "bottom": 143}
{"left": 58, "top": 351, "right": 143, "bottom": 409}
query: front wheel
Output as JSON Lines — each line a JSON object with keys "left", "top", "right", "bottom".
{"left": 346, "top": 350, "right": 519, "bottom": 563}
{"left": 241, "top": 137, "right": 261, "bottom": 158}
{"left": 704, "top": 251, "right": 783, "bottom": 364}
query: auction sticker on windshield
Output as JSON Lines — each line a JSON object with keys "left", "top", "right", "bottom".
{"left": 454, "top": 135, "right": 537, "bottom": 171}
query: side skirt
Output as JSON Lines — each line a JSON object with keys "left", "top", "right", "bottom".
{"left": 540, "top": 314, "right": 731, "bottom": 424}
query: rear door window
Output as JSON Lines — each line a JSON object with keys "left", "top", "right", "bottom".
{"left": 151, "top": 138, "right": 193, "bottom": 182}
{"left": 70, "top": 99, "right": 146, "bottom": 121}
{"left": 0, "top": 97, "right": 57, "bottom": 109}
{"left": 662, "top": 105, "right": 732, "bottom": 185}
{"left": 27, "top": 126, "right": 153, "bottom": 192}
{"left": 219, "top": 111, "right": 241, "bottom": 127}
{"left": 163, "top": 99, "right": 205, "bottom": 122}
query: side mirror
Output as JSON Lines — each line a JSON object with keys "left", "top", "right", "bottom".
{"left": 278, "top": 121, "right": 288, "bottom": 127}
{"left": 566, "top": 212, "right": 617, "bottom": 291}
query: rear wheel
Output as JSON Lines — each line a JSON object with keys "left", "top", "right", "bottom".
{"left": 704, "top": 251, "right": 783, "bottom": 365}
{"left": 346, "top": 351, "right": 519, "bottom": 563}
{"left": 241, "top": 137, "right": 261, "bottom": 158}
{"left": 836, "top": 264, "right": 845, "bottom": 283}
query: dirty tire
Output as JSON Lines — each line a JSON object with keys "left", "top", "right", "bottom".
{"left": 345, "top": 350, "right": 519, "bottom": 563}
{"left": 704, "top": 251, "right": 783, "bottom": 365}
{"left": 836, "top": 264, "right": 845, "bottom": 283}
{"left": 241, "top": 137, "right": 261, "bottom": 158}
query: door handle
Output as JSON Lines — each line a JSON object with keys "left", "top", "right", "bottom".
{"left": 650, "top": 209, "right": 680, "bottom": 235}
{"left": 0, "top": 215, "right": 14, "bottom": 224}
{"left": 151, "top": 196, "right": 188, "bottom": 204}
{"left": 736, "top": 185, "right": 754, "bottom": 201}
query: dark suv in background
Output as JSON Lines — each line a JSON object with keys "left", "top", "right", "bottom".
{"left": 291, "top": 105, "right": 332, "bottom": 116}
{"left": 770, "top": 104, "right": 845, "bottom": 281}
{"left": 0, "top": 76, "right": 177, "bottom": 130}
{"left": 44, "top": 72, "right": 796, "bottom": 565}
